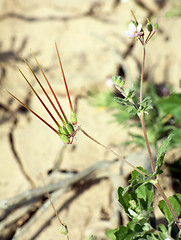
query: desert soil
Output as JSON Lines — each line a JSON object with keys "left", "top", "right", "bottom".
{"left": 0, "top": 0, "right": 181, "bottom": 239}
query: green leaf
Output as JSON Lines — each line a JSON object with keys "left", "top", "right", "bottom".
{"left": 112, "top": 76, "right": 125, "bottom": 88}
{"left": 118, "top": 168, "right": 154, "bottom": 221}
{"left": 114, "top": 97, "right": 137, "bottom": 115}
{"left": 114, "top": 97, "right": 130, "bottom": 105}
{"left": 118, "top": 187, "right": 132, "bottom": 216}
{"left": 106, "top": 229, "right": 117, "bottom": 240}
{"left": 155, "top": 134, "right": 174, "bottom": 175}
{"left": 114, "top": 226, "right": 131, "bottom": 240}
{"left": 114, "top": 223, "right": 156, "bottom": 240}
{"left": 157, "top": 94, "right": 181, "bottom": 124}
{"left": 146, "top": 235, "right": 158, "bottom": 240}
{"left": 129, "top": 167, "right": 148, "bottom": 187}
{"left": 158, "top": 224, "right": 169, "bottom": 239}
{"left": 170, "top": 128, "right": 181, "bottom": 148}
{"left": 137, "top": 97, "right": 153, "bottom": 115}
{"left": 158, "top": 193, "right": 181, "bottom": 224}
{"left": 179, "top": 229, "right": 181, "bottom": 239}
{"left": 135, "top": 182, "right": 154, "bottom": 214}
{"left": 115, "top": 225, "right": 144, "bottom": 240}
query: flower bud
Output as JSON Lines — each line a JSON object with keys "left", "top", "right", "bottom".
{"left": 59, "top": 126, "right": 69, "bottom": 135}
{"left": 129, "top": 200, "right": 137, "bottom": 210}
{"left": 59, "top": 224, "right": 68, "bottom": 235}
{"left": 153, "top": 23, "right": 158, "bottom": 31}
{"left": 146, "top": 18, "right": 153, "bottom": 32}
{"left": 70, "top": 112, "right": 77, "bottom": 125}
{"left": 60, "top": 134, "right": 69, "bottom": 144}
{"left": 146, "top": 23, "right": 153, "bottom": 32}
{"left": 65, "top": 122, "right": 74, "bottom": 135}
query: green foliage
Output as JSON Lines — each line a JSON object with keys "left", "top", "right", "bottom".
{"left": 158, "top": 194, "right": 181, "bottom": 224}
{"left": 137, "top": 97, "right": 153, "bottom": 116}
{"left": 89, "top": 77, "right": 181, "bottom": 240}
{"left": 89, "top": 83, "right": 181, "bottom": 148}
{"left": 104, "top": 111, "right": 180, "bottom": 239}
{"left": 106, "top": 167, "right": 180, "bottom": 240}
{"left": 156, "top": 94, "right": 181, "bottom": 124}
{"left": 114, "top": 97, "right": 137, "bottom": 115}
{"left": 154, "top": 134, "right": 174, "bottom": 176}
{"left": 171, "top": 129, "right": 181, "bottom": 148}
{"left": 89, "top": 90, "right": 131, "bottom": 123}
{"left": 112, "top": 76, "right": 125, "bottom": 88}
{"left": 106, "top": 229, "right": 117, "bottom": 240}
{"left": 117, "top": 168, "right": 153, "bottom": 220}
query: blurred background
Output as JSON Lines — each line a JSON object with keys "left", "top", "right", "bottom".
{"left": 0, "top": 0, "right": 181, "bottom": 239}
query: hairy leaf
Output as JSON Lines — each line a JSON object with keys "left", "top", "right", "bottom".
{"left": 155, "top": 134, "right": 174, "bottom": 175}
{"left": 158, "top": 193, "right": 181, "bottom": 224}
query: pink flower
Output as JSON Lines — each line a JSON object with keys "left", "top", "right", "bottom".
{"left": 125, "top": 22, "right": 142, "bottom": 38}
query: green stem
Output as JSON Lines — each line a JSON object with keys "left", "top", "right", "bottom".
{"left": 80, "top": 127, "right": 147, "bottom": 177}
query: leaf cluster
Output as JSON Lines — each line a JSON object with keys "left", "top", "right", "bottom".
{"left": 89, "top": 81, "right": 181, "bottom": 148}
{"left": 106, "top": 135, "right": 181, "bottom": 239}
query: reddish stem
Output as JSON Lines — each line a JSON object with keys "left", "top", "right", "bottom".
{"left": 145, "top": 31, "right": 151, "bottom": 44}
{"left": 18, "top": 67, "right": 61, "bottom": 129}
{"left": 155, "top": 182, "right": 181, "bottom": 230}
{"left": 145, "top": 31, "right": 156, "bottom": 44}
{"left": 131, "top": 10, "right": 138, "bottom": 25}
{"left": 139, "top": 45, "right": 180, "bottom": 229}
{"left": 7, "top": 90, "right": 60, "bottom": 135}
{"left": 80, "top": 127, "right": 147, "bottom": 176}
{"left": 31, "top": 52, "right": 68, "bottom": 123}
{"left": 140, "top": 116, "right": 155, "bottom": 172}
{"left": 23, "top": 57, "right": 66, "bottom": 125}
{"left": 55, "top": 42, "right": 74, "bottom": 113}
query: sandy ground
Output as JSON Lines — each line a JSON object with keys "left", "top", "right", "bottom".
{"left": 0, "top": 0, "right": 181, "bottom": 239}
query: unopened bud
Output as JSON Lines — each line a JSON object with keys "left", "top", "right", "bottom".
{"left": 153, "top": 23, "right": 158, "bottom": 31}
{"left": 60, "top": 134, "right": 69, "bottom": 144}
{"left": 65, "top": 122, "right": 74, "bottom": 135}
{"left": 129, "top": 200, "right": 137, "bottom": 209}
{"left": 146, "top": 23, "right": 153, "bottom": 32}
{"left": 59, "top": 126, "right": 69, "bottom": 136}
{"left": 70, "top": 112, "right": 77, "bottom": 125}
{"left": 59, "top": 224, "right": 68, "bottom": 235}
{"left": 146, "top": 18, "right": 153, "bottom": 32}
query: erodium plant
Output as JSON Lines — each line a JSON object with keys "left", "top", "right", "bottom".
{"left": 7, "top": 12, "right": 181, "bottom": 240}
{"left": 106, "top": 11, "right": 181, "bottom": 240}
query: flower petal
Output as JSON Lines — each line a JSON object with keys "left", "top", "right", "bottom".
{"left": 128, "top": 22, "right": 136, "bottom": 32}
{"left": 137, "top": 23, "right": 142, "bottom": 33}
{"left": 125, "top": 30, "right": 134, "bottom": 38}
